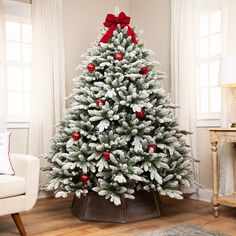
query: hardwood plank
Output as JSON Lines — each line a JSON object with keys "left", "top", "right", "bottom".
{"left": 0, "top": 196, "right": 236, "bottom": 236}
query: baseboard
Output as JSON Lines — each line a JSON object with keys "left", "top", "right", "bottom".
{"left": 37, "top": 190, "right": 54, "bottom": 199}
{"left": 190, "top": 188, "right": 213, "bottom": 202}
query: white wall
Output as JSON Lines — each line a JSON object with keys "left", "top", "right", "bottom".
{"left": 130, "top": 0, "right": 171, "bottom": 92}
{"left": 197, "top": 128, "right": 213, "bottom": 189}
{"left": 8, "top": 128, "right": 28, "bottom": 154}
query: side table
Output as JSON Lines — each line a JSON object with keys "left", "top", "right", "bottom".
{"left": 209, "top": 128, "right": 236, "bottom": 217}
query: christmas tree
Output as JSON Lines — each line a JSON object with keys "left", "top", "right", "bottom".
{"left": 46, "top": 10, "right": 196, "bottom": 206}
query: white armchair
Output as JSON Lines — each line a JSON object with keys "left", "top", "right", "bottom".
{"left": 0, "top": 154, "right": 40, "bottom": 236}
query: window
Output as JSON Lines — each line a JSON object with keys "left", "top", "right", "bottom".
{"left": 3, "top": 1, "right": 32, "bottom": 126}
{"left": 196, "top": 9, "right": 222, "bottom": 127}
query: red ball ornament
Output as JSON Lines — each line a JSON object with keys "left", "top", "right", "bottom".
{"left": 80, "top": 174, "right": 89, "bottom": 183}
{"left": 72, "top": 132, "right": 81, "bottom": 141}
{"left": 87, "top": 63, "right": 96, "bottom": 72}
{"left": 136, "top": 109, "right": 145, "bottom": 120}
{"left": 148, "top": 144, "right": 158, "bottom": 152}
{"left": 114, "top": 52, "right": 124, "bottom": 61}
{"left": 96, "top": 98, "right": 105, "bottom": 107}
{"left": 103, "top": 151, "right": 110, "bottom": 160}
{"left": 140, "top": 66, "right": 149, "bottom": 75}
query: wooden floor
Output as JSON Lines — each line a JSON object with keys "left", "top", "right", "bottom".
{"left": 1, "top": 196, "right": 236, "bottom": 236}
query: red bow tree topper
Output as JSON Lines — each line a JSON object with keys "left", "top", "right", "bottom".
{"left": 99, "top": 12, "right": 137, "bottom": 45}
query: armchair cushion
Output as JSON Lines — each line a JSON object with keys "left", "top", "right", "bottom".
{"left": 0, "top": 175, "right": 26, "bottom": 199}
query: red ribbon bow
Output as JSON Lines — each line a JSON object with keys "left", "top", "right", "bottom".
{"left": 99, "top": 12, "right": 137, "bottom": 45}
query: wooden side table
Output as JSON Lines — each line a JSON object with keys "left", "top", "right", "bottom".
{"left": 209, "top": 128, "right": 236, "bottom": 217}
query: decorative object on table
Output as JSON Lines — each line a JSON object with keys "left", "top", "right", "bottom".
{"left": 0, "top": 132, "right": 14, "bottom": 175}
{"left": 220, "top": 55, "right": 236, "bottom": 127}
{"left": 45, "top": 8, "right": 197, "bottom": 222}
{"left": 209, "top": 128, "right": 236, "bottom": 217}
{"left": 134, "top": 224, "right": 229, "bottom": 236}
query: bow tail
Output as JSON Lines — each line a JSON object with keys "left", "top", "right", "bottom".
{"left": 127, "top": 26, "right": 138, "bottom": 44}
{"left": 99, "top": 25, "right": 117, "bottom": 45}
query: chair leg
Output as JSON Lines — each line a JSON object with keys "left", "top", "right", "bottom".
{"left": 11, "top": 213, "right": 26, "bottom": 236}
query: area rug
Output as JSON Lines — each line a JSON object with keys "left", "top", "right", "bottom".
{"left": 134, "top": 224, "right": 229, "bottom": 236}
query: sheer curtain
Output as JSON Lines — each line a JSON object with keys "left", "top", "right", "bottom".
{"left": 171, "top": 0, "right": 199, "bottom": 190}
{"left": 29, "top": 0, "right": 65, "bottom": 186}
{"left": 0, "top": 0, "right": 7, "bottom": 132}
{"left": 171, "top": 0, "right": 236, "bottom": 195}
{"left": 219, "top": 0, "right": 236, "bottom": 195}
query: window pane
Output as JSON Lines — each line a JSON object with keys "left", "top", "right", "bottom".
{"left": 22, "top": 24, "right": 32, "bottom": 43}
{"left": 5, "top": 21, "right": 20, "bottom": 41}
{"left": 24, "top": 93, "right": 31, "bottom": 116}
{"left": 210, "top": 11, "right": 221, "bottom": 34}
{"left": 210, "top": 34, "right": 221, "bottom": 55}
{"left": 199, "top": 63, "right": 208, "bottom": 87}
{"left": 209, "top": 61, "right": 220, "bottom": 86}
{"left": 200, "top": 88, "right": 209, "bottom": 112}
{"left": 6, "top": 42, "right": 21, "bottom": 61}
{"left": 24, "top": 68, "right": 31, "bottom": 91}
{"left": 199, "top": 15, "right": 209, "bottom": 37}
{"left": 8, "top": 92, "right": 23, "bottom": 117}
{"left": 5, "top": 19, "right": 32, "bottom": 122}
{"left": 200, "top": 38, "right": 209, "bottom": 58}
{"left": 22, "top": 44, "right": 32, "bottom": 62}
{"left": 210, "top": 87, "right": 221, "bottom": 112}
{"left": 7, "top": 66, "right": 23, "bottom": 91}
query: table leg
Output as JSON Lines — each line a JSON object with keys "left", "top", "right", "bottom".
{"left": 233, "top": 143, "right": 236, "bottom": 195}
{"left": 211, "top": 140, "right": 219, "bottom": 217}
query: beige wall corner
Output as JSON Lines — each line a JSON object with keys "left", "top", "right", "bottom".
{"left": 197, "top": 127, "right": 213, "bottom": 189}
{"left": 130, "top": 0, "right": 171, "bottom": 92}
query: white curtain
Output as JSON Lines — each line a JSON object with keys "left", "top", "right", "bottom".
{"left": 219, "top": 0, "right": 236, "bottom": 195}
{"left": 0, "top": 1, "right": 7, "bottom": 132}
{"left": 29, "top": 0, "right": 65, "bottom": 186}
{"left": 171, "top": 0, "right": 199, "bottom": 190}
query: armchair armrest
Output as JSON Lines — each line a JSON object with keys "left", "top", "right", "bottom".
{"left": 10, "top": 153, "right": 40, "bottom": 210}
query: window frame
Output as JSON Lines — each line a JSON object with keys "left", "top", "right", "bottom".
{"left": 196, "top": 7, "right": 222, "bottom": 127}
{"left": 3, "top": 0, "right": 32, "bottom": 128}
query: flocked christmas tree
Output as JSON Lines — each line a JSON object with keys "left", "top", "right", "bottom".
{"left": 46, "top": 10, "right": 197, "bottom": 206}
